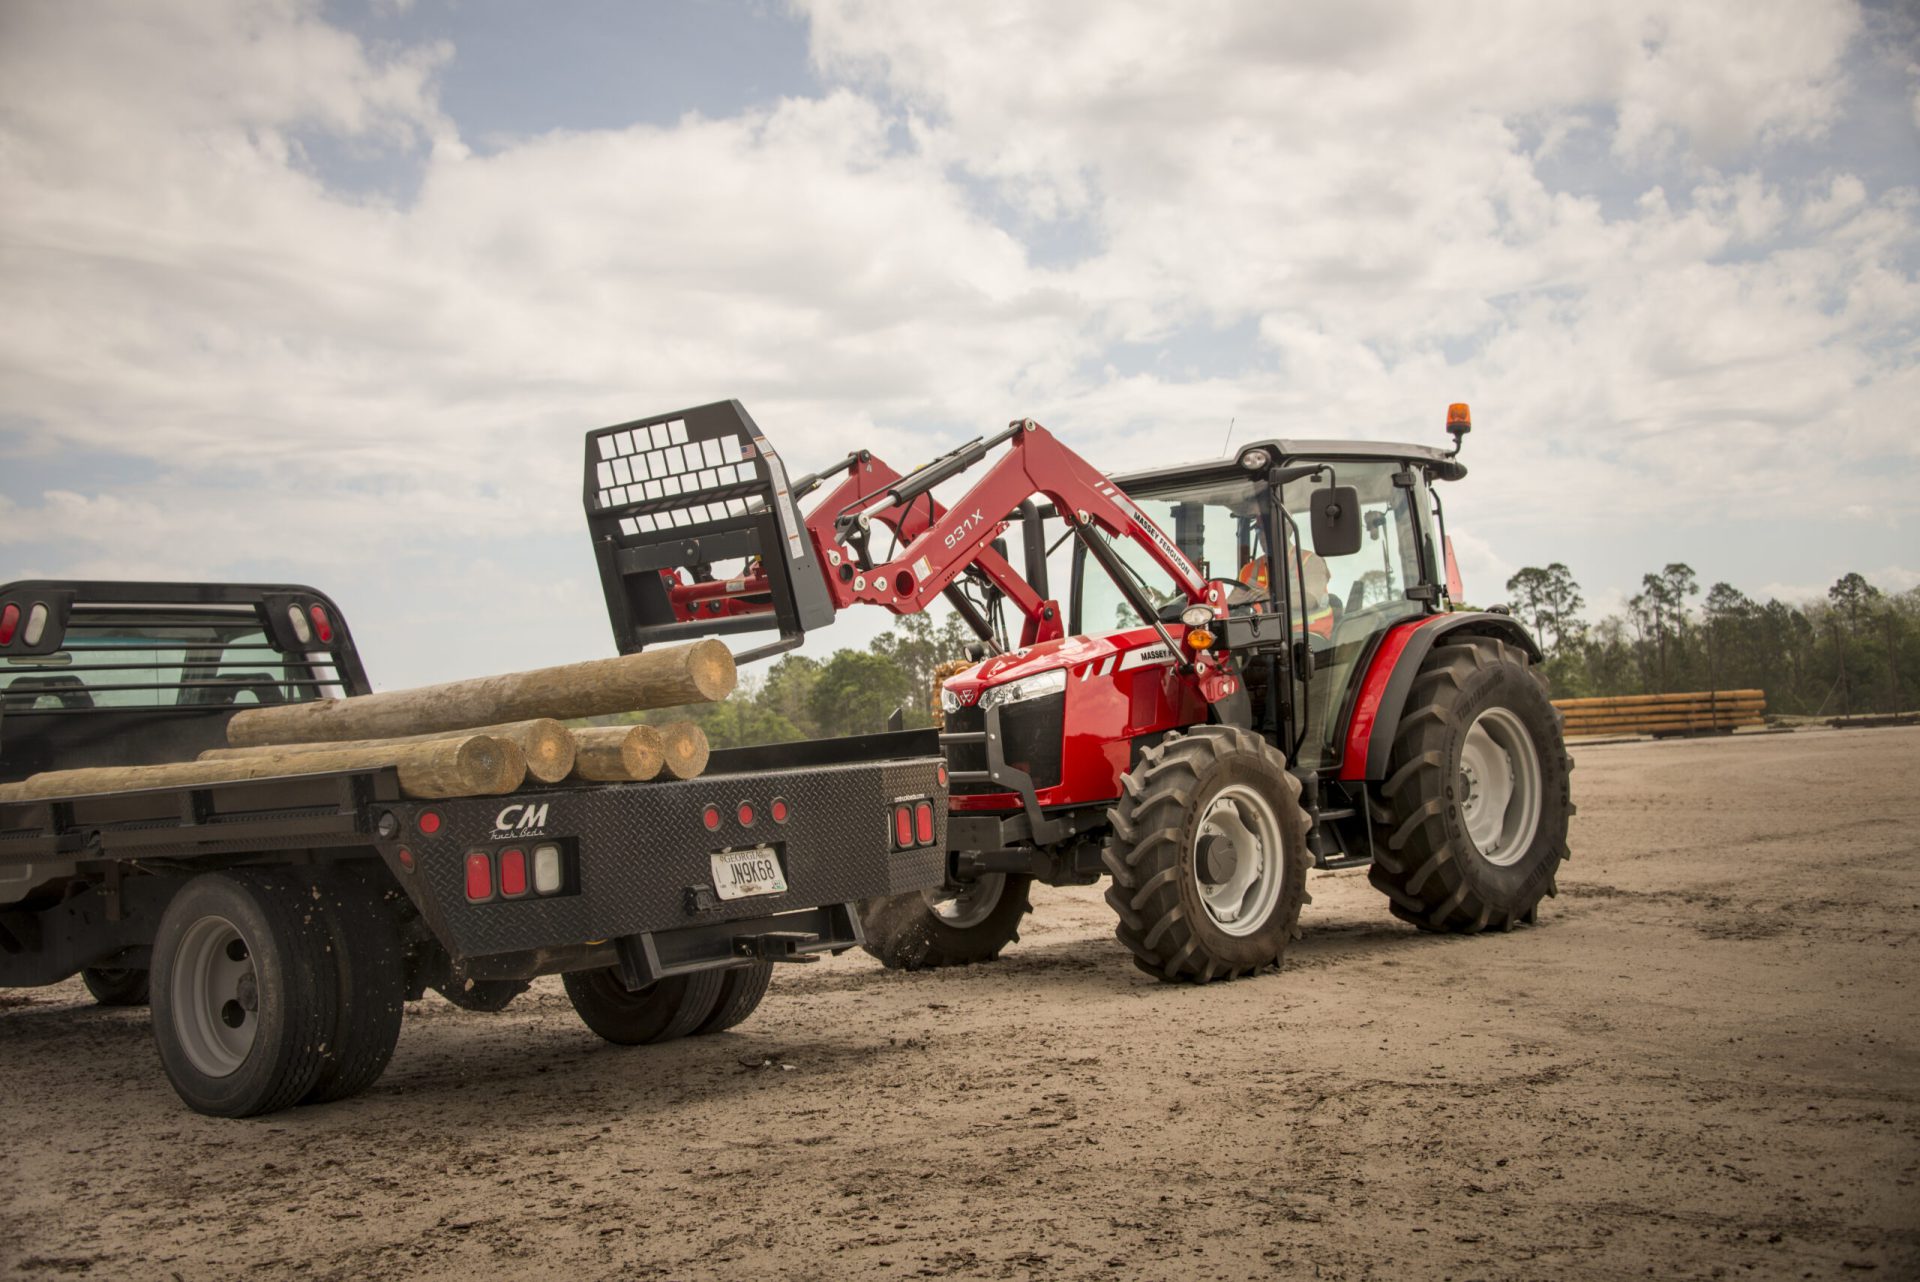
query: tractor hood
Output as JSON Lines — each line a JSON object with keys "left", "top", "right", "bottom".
{"left": 941, "top": 625, "right": 1186, "bottom": 701}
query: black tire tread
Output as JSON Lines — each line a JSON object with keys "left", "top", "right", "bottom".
{"left": 1102, "top": 725, "right": 1312, "bottom": 983}
{"left": 1367, "top": 637, "right": 1573, "bottom": 934}
{"left": 301, "top": 869, "right": 406, "bottom": 1105}
{"left": 81, "top": 967, "right": 150, "bottom": 1007}
{"left": 694, "top": 962, "right": 774, "bottom": 1035}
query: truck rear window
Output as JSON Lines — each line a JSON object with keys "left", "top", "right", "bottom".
{"left": 1, "top": 615, "right": 339, "bottom": 713}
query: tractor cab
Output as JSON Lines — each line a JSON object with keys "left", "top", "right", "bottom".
{"left": 1091, "top": 436, "right": 1461, "bottom": 777}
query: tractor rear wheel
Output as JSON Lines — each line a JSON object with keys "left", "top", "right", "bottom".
{"left": 858, "top": 874, "right": 1033, "bottom": 970}
{"left": 1102, "top": 726, "right": 1312, "bottom": 983}
{"left": 1369, "top": 636, "right": 1571, "bottom": 933}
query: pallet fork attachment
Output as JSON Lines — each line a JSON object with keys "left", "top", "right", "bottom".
{"left": 583, "top": 401, "right": 836, "bottom": 663}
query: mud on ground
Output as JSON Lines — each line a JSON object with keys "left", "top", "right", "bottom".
{"left": 3, "top": 727, "right": 1916, "bottom": 1280}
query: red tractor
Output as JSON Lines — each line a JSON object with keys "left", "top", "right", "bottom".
{"left": 583, "top": 400, "right": 1571, "bottom": 982}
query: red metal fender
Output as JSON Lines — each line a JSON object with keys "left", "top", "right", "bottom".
{"left": 1337, "top": 612, "right": 1542, "bottom": 781}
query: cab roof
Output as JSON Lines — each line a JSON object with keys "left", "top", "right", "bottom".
{"left": 1108, "top": 437, "right": 1466, "bottom": 492}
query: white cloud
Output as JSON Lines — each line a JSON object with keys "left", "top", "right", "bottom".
{"left": 0, "top": 0, "right": 1914, "bottom": 685}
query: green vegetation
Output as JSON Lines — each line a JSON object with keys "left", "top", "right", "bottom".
{"left": 1505, "top": 564, "right": 1918, "bottom": 716}
{"left": 617, "top": 611, "right": 978, "bottom": 748}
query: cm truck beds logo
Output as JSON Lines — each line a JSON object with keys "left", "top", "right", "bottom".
{"left": 493, "top": 802, "right": 550, "bottom": 836}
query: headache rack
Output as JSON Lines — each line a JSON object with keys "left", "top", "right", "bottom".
{"left": 583, "top": 400, "right": 835, "bottom": 663}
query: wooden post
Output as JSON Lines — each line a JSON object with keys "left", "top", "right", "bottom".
{"left": 200, "top": 719, "right": 576, "bottom": 784}
{"left": 658, "top": 721, "right": 710, "bottom": 780}
{"left": 225, "top": 639, "right": 737, "bottom": 748}
{"left": 12, "top": 735, "right": 526, "bottom": 801}
{"left": 570, "top": 725, "right": 666, "bottom": 783}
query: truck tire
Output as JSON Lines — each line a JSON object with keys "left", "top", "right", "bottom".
{"left": 302, "top": 869, "right": 406, "bottom": 1105}
{"left": 562, "top": 966, "right": 726, "bottom": 1046}
{"left": 150, "top": 870, "right": 341, "bottom": 1117}
{"left": 857, "top": 873, "right": 1033, "bottom": 970}
{"left": 1102, "top": 726, "right": 1312, "bottom": 983}
{"left": 694, "top": 961, "right": 774, "bottom": 1035}
{"left": 1368, "top": 636, "right": 1572, "bottom": 933}
{"left": 81, "top": 967, "right": 150, "bottom": 1007}
{"left": 433, "top": 978, "right": 529, "bottom": 1012}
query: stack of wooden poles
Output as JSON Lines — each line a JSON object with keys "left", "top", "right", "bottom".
{"left": 0, "top": 640, "right": 736, "bottom": 802}
{"left": 1552, "top": 689, "right": 1766, "bottom": 739}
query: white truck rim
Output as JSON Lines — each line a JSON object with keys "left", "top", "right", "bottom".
{"left": 1458, "top": 706, "right": 1543, "bottom": 867}
{"left": 170, "top": 915, "right": 258, "bottom": 1077}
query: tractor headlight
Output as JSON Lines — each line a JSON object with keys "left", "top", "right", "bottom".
{"left": 940, "top": 685, "right": 962, "bottom": 713}
{"left": 978, "top": 669, "right": 1066, "bottom": 712}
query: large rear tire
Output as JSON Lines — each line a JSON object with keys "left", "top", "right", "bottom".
{"left": 562, "top": 966, "right": 726, "bottom": 1046}
{"left": 1369, "top": 636, "right": 1572, "bottom": 933}
{"left": 1102, "top": 726, "right": 1312, "bottom": 983}
{"left": 81, "top": 967, "right": 150, "bottom": 1007}
{"left": 301, "top": 868, "right": 406, "bottom": 1105}
{"left": 693, "top": 962, "right": 774, "bottom": 1035}
{"left": 858, "top": 874, "right": 1033, "bottom": 970}
{"left": 149, "top": 870, "right": 340, "bottom": 1117}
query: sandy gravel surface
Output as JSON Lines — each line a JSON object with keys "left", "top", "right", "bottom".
{"left": 3, "top": 727, "right": 1916, "bottom": 1281}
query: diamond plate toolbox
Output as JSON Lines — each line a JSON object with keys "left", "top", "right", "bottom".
{"left": 376, "top": 751, "right": 947, "bottom": 962}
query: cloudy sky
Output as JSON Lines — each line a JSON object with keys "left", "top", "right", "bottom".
{"left": 2, "top": 0, "right": 1916, "bottom": 689}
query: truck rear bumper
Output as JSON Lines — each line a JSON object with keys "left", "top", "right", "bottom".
{"left": 380, "top": 751, "right": 946, "bottom": 964}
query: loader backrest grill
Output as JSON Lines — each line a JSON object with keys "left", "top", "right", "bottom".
{"left": 591, "top": 419, "right": 769, "bottom": 535}
{"left": 583, "top": 401, "right": 836, "bottom": 659}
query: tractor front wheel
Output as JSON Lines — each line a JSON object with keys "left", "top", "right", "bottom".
{"left": 1102, "top": 726, "right": 1312, "bottom": 983}
{"left": 1369, "top": 636, "right": 1572, "bottom": 933}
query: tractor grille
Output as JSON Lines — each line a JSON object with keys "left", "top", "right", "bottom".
{"left": 945, "top": 692, "right": 1065, "bottom": 797}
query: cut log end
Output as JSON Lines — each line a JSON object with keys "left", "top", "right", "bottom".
{"left": 570, "top": 724, "right": 665, "bottom": 783}
{"left": 658, "top": 720, "right": 711, "bottom": 780}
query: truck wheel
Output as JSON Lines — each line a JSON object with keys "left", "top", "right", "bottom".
{"left": 694, "top": 961, "right": 774, "bottom": 1035}
{"left": 150, "top": 870, "right": 340, "bottom": 1117}
{"left": 1102, "top": 726, "right": 1312, "bottom": 983}
{"left": 433, "top": 978, "right": 529, "bottom": 1012}
{"left": 562, "top": 966, "right": 726, "bottom": 1046}
{"left": 857, "top": 873, "right": 1033, "bottom": 969}
{"left": 302, "top": 870, "right": 406, "bottom": 1105}
{"left": 81, "top": 967, "right": 150, "bottom": 1006}
{"left": 1369, "top": 637, "right": 1572, "bottom": 933}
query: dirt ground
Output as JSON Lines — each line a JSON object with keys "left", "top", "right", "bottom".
{"left": 3, "top": 727, "right": 1916, "bottom": 1281}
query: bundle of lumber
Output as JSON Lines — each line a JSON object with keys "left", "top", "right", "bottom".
{"left": 0, "top": 640, "right": 733, "bottom": 803}
{"left": 1552, "top": 689, "right": 1765, "bottom": 739}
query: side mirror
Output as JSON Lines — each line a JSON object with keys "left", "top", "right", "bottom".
{"left": 1310, "top": 486, "right": 1362, "bottom": 558}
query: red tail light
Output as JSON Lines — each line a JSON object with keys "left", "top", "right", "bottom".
{"left": 308, "top": 604, "right": 334, "bottom": 644}
{"left": 702, "top": 804, "right": 721, "bottom": 831}
{"left": 936, "top": 763, "right": 948, "bottom": 787}
{"left": 894, "top": 805, "right": 912, "bottom": 848}
{"left": 0, "top": 604, "right": 17, "bottom": 646}
{"left": 737, "top": 801, "right": 755, "bottom": 827}
{"left": 498, "top": 848, "right": 528, "bottom": 897}
{"left": 418, "top": 810, "right": 442, "bottom": 835}
{"left": 770, "top": 798, "right": 789, "bottom": 824}
{"left": 464, "top": 852, "right": 493, "bottom": 901}
{"left": 914, "top": 800, "right": 935, "bottom": 845}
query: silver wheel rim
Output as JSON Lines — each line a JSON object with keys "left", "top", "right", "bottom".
{"left": 922, "top": 873, "right": 1006, "bottom": 929}
{"left": 170, "top": 915, "right": 258, "bottom": 1078}
{"left": 1192, "top": 783, "right": 1285, "bottom": 936}
{"left": 1458, "top": 706, "right": 1542, "bottom": 867}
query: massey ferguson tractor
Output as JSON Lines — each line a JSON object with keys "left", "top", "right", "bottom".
{"left": 583, "top": 400, "right": 1571, "bottom": 982}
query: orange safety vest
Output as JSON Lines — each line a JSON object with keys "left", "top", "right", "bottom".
{"left": 1240, "top": 558, "right": 1335, "bottom": 638}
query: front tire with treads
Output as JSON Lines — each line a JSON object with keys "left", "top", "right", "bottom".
{"left": 1102, "top": 726, "right": 1312, "bottom": 983}
{"left": 1368, "top": 636, "right": 1572, "bottom": 933}
{"left": 693, "top": 962, "right": 774, "bottom": 1035}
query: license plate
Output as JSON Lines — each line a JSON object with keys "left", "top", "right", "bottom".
{"left": 710, "top": 847, "right": 788, "bottom": 901}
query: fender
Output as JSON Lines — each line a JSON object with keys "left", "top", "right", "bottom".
{"left": 1337, "top": 612, "right": 1543, "bottom": 782}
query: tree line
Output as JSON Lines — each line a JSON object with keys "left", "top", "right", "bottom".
{"left": 619, "top": 564, "right": 1916, "bottom": 750}
{"left": 1504, "top": 563, "right": 1917, "bottom": 716}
